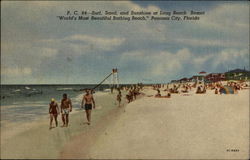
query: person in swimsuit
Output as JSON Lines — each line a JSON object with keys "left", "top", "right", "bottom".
{"left": 49, "top": 98, "right": 59, "bottom": 129}
{"left": 60, "top": 93, "right": 72, "bottom": 127}
{"left": 155, "top": 89, "right": 161, "bottom": 97}
{"left": 81, "top": 89, "right": 95, "bottom": 125}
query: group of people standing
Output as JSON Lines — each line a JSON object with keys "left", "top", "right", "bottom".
{"left": 48, "top": 89, "right": 95, "bottom": 129}
{"left": 125, "top": 86, "right": 141, "bottom": 103}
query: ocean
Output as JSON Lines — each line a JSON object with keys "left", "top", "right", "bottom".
{"left": 0, "top": 84, "right": 116, "bottom": 128}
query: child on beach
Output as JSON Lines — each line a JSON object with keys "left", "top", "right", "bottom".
{"left": 49, "top": 98, "right": 59, "bottom": 129}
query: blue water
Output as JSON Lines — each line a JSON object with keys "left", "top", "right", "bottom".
{"left": 0, "top": 84, "right": 112, "bottom": 125}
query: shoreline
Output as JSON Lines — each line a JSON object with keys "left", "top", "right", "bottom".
{"left": 1, "top": 91, "right": 125, "bottom": 159}
{"left": 0, "top": 90, "right": 112, "bottom": 145}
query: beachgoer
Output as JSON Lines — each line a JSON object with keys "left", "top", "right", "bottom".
{"left": 132, "top": 89, "right": 137, "bottom": 100}
{"left": 167, "top": 93, "right": 171, "bottom": 97}
{"left": 117, "top": 91, "right": 122, "bottom": 107}
{"left": 129, "top": 89, "right": 133, "bottom": 101}
{"left": 181, "top": 86, "right": 188, "bottom": 93}
{"left": 219, "top": 87, "right": 223, "bottom": 94}
{"left": 215, "top": 88, "right": 218, "bottom": 94}
{"left": 60, "top": 93, "right": 72, "bottom": 127}
{"left": 126, "top": 94, "right": 131, "bottom": 103}
{"left": 126, "top": 89, "right": 133, "bottom": 103}
{"left": 155, "top": 89, "right": 161, "bottom": 97}
{"left": 49, "top": 98, "right": 59, "bottom": 129}
{"left": 81, "top": 89, "right": 95, "bottom": 125}
{"left": 202, "top": 85, "right": 206, "bottom": 93}
{"left": 155, "top": 91, "right": 171, "bottom": 98}
{"left": 196, "top": 86, "right": 202, "bottom": 94}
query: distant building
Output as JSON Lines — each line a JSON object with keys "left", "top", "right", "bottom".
{"left": 191, "top": 75, "right": 205, "bottom": 82}
{"left": 199, "top": 71, "right": 207, "bottom": 74}
{"left": 205, "top": 73, "right": 225, "bottom": 82}
{"left": 191, "top": 71, "right": 207, "bottom": 82}
{"left": 225, "top": 69, "right": 250, "bottom": 80}
{"left": 188, "top": 77, "right": 193, "bottom": 82}
{"left": 179, "top": 77, "right": 188, "bottom": 83}
{"left": 171, "top": 80, "right": 178, "bottom": 83}
{"left": 169, "top": 68, "right": 250, "bottom": 84}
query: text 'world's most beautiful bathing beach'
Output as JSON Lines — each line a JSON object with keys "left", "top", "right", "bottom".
{"left": 1, "top": 0, "right": 250, "bottom": 159}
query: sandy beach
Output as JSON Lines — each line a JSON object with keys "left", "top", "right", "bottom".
{"left": 1, "top": 86, "right": 249, "bottom": 159}
{"left": 61, "top": 87, "right": 249, "bottom": 159}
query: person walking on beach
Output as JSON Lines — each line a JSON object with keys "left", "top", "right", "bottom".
{"left": 117, "top": 90, "right": 122, "bottom": 107}
{"left": 81, "top": 89, "right": 95, "bottom": 125}
{"left": 126, "top": 89, "right": 133, "bottom": 103}
{"left": 60, "top": 93, "right": 72, "bottom": 127}
{"left": 49, "top": 98, "right": 59, "bottom": 129}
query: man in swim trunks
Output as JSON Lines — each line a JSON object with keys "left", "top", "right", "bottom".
{"left": 81, "top": 89, "right": 95, "bottom": 125}
{"left": 60, "top": 93, "right": 72, "bottom": 127}
{"left": 49, "top": 98, "right": 59, "bottom": 129}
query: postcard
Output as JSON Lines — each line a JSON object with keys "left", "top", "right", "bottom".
{"left": 1, "top": 1, "right": 249, "bottom": 159}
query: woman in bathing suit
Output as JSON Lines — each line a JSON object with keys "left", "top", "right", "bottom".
{"left": 49, "top": 98, "right": 59, "bottom": 129}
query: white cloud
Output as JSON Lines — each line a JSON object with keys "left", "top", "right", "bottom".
{"left": 120, "top": 48, "right": 192, "bottom": 77}
{"left": 193, "top": 54, "right": 213, "bottom": 66}
{"left": 199, "top": 3, "right": 249, "bottom": 34}
{"left": 149, "top": 49, "right": 192, "bottom": 76}
{"left": 1, "top": 67, "right": 32, "bottom": 76}
{"left": 39, "top": 34, "right": 126, "bottom": 54}
{"left": 62, "top": 34, "right": 125, "bottom": 51}
{"left": 191, "top": 48, "right": 249, "bottom": 71}
{"left": 38, "top": 48, "right": 58, "bottom": 57}
{"left": 174, "top": 38, "right": 245, "bottom": 48}
{"left": 120, "top": 48, "right": 248, "bottom": 80}
{"left": 173, "top": 3, "right": 249, "bottom": 48}
{"left": 212, "top": 49, "right": 249, "bottom": 68}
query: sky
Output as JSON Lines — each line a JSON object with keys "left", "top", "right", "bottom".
{"left": 1, "top": 1, "right": 249, "bottom": 84}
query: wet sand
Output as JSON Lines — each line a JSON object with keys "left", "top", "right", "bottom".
{"left": 1, "top": 111, "right": 90, "bottom": 159}
{"left": 61, "top": 87, "right": 249, "bottom": 159}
